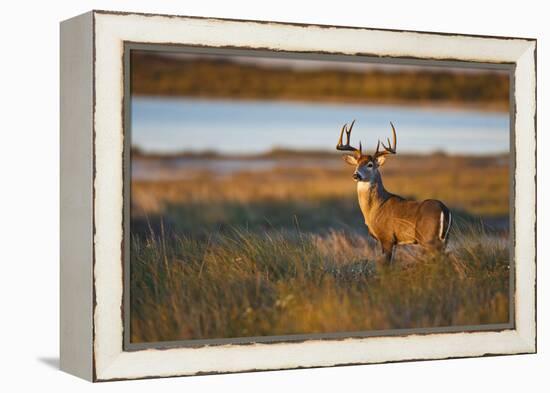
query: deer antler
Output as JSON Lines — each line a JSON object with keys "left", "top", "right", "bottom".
{"left": 336, "top": 120, "right": 362, "bottom": 157}
{"left": 375, "top": 122, "right": 397, "bottom": 157}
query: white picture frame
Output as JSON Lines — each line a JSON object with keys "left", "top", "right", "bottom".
{"left": 60, "top": 10, "right": 536, "bottom": 382}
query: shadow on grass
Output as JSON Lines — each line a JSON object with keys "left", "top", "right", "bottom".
{"left": 132, "top": 196, "right": 363, "bottom": 238}
{"left": 131, "top": 196, "right": 509, "bottom": 241}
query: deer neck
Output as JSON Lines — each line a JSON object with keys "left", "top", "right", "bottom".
{"left": 356, "top": 176, "right": 390, "bottom": 223}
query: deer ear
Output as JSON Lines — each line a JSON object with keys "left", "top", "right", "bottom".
{"left": 342, "top": 154, "right": 358, "bottom": 166}
{"left": 376, "top": 155, "right": 386, "bottom": 167}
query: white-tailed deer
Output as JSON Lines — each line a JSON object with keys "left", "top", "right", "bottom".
{"left": 336, "top": 120, "right": 452, "bottom": 264}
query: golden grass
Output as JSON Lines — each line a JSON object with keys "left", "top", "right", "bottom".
{"left": 132, "top": 155, "right": 509, "bottom": 218}
{"left": 130, "top": 224, "right": 509, "bottom": 342}
{"left": 129, "top": 154, "right": 510, "bottom": 343}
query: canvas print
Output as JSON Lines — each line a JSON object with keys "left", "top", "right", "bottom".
{"left": 128, "top": 49, "right": 511, "bottom": 344}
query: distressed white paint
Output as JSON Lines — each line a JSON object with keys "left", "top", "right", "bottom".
{"left": 92, "top": 11, "right": 536, "bottom": 381}
{"left": 512, "top": 39, "right": 537, "bottom": 353}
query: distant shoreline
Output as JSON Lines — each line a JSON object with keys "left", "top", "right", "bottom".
{"left": 132, "top": 148, "right": 510, "bottom": 161}
{"left": 132, "top": 94, "right": 510, "bottom": 113}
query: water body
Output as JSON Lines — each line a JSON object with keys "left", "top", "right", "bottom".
{"left": 131, "top": 97, "right": 510, "bottom": 155}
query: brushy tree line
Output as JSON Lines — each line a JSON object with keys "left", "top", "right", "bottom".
{"left": 131, "top": 52, "right": 509, "bottom": 109}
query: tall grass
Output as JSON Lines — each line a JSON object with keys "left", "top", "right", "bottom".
{"left": 129, "top": 154, "right": 510, "bottom": 343}
{"left": 130, "top": 222, "right": 509, "bottom": 343}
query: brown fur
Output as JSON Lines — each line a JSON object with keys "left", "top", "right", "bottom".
{"left": 345, "top": 155, "right": 451, "bottom": 265}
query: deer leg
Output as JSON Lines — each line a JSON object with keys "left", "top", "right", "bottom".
{"left": 379, "top": 240, "right": 395, "bottom": 265}
{"left": 417, "top": 240, "right": 448, "bottom": 263}
{"left": 420, "top": 238, "right": 446, "bottom": 256}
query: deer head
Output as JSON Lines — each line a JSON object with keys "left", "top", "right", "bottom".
{"left": 336, "top": 120, "right": 397, "bottom": 182}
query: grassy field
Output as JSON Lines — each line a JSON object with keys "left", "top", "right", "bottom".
{"left": 130, "top": 153, "right": 510, "bottom": 343}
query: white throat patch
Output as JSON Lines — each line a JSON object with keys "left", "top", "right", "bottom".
{"left": 357, "top": 181, "right": 372, "bottom": 193}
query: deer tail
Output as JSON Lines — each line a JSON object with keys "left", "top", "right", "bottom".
{"left": 439, "top": 210, "right": 452, "bottom": 241}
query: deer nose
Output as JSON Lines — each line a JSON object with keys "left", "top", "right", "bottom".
{"left": 352, "top": 172, "right": 360, "bottom": 180}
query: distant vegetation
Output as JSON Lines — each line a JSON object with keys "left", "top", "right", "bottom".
{"left": 131, "top": 146, "right": 376, "bottom": 160}
{"left": 131, "top": 51, "right": 510, "bottom": 110}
